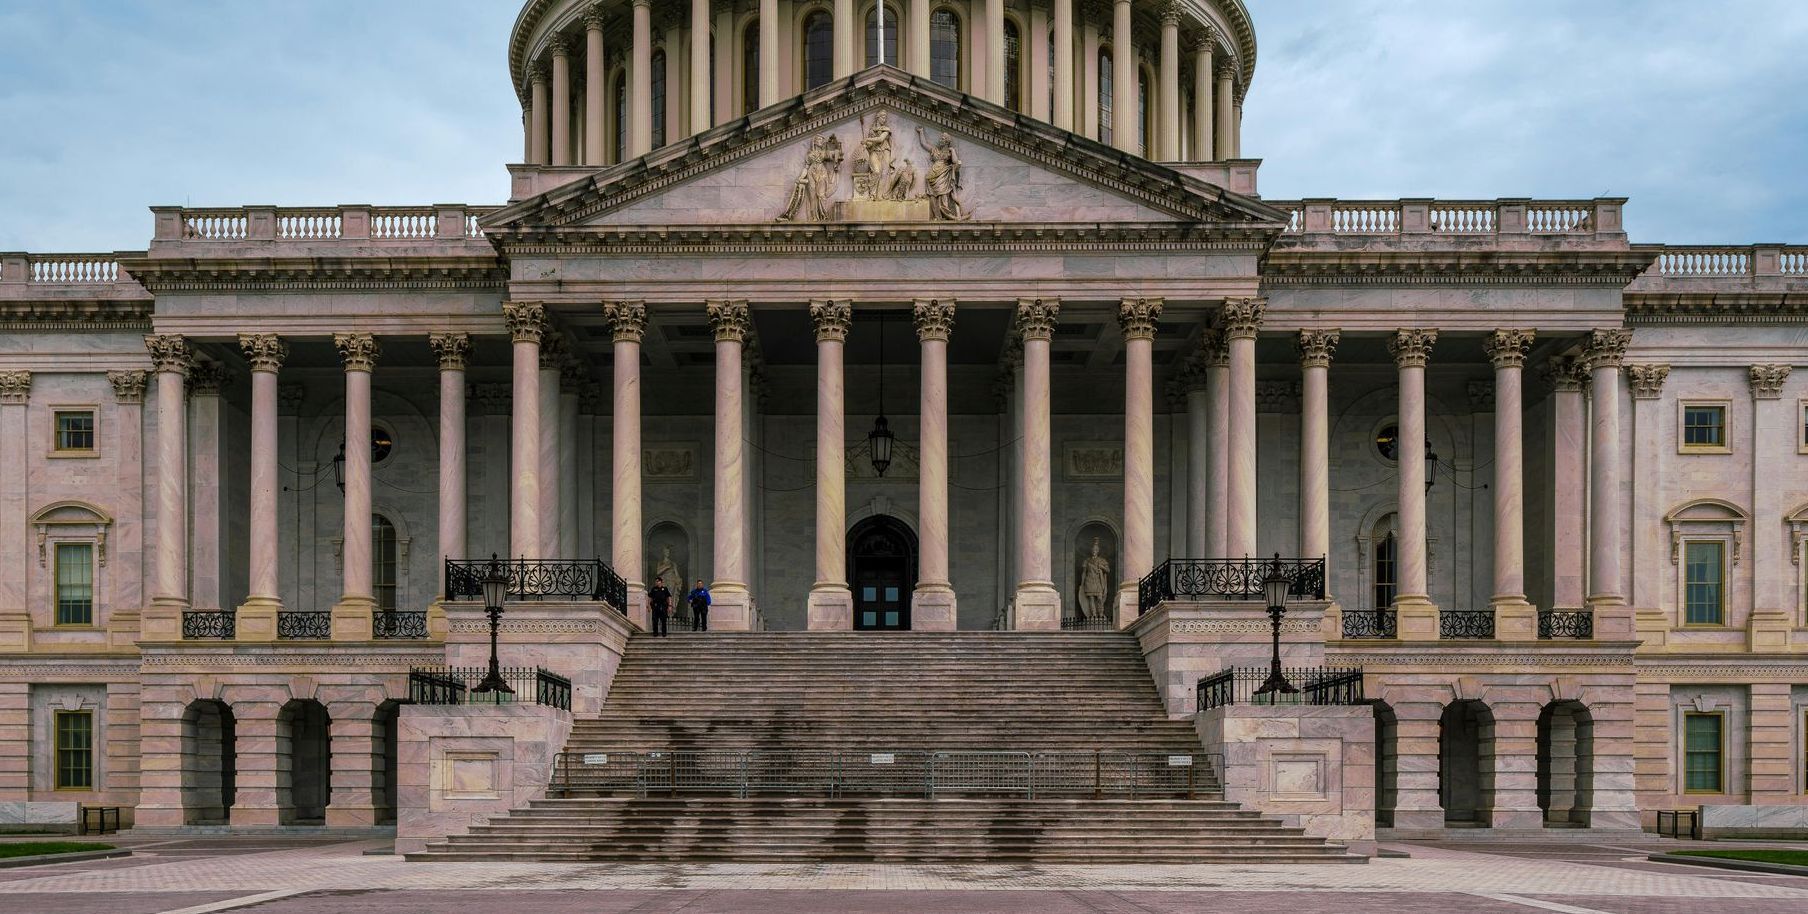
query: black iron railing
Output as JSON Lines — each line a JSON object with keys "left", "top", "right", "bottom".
{"left": 1196, "top": 666, "right": 1365, "bottom": 712}
{"left": 444, "top": 558, "right": 628, "bottom": 613}
{"left": 407, "top": 665, "right": 572, "bottom": 711}
{"left": 276, "top": 610, "right": 333, "bottom": 640}
{"left": 1538, "top": 610, "right": 1594, "bottom": 639}
{"left": 1342, "top": 609, "right": 1398, "bottom": 639}
{"left": 1060, "top": 615, "right": 1117, "bottom": 630}
{"left": 1137, "top": 556, "right": 1326, "bottom": 615}
{"left": 1439, "top": 609, "right": 1497, "bottom": 639}
{"left": 1657, "top": 809, "right": 1701, "bottom": 840}
{"left": 181, "top": 610, "right": 236, "bottom": 640}
{"left": 372, "top": 609, "right": 427, "bottom": 639}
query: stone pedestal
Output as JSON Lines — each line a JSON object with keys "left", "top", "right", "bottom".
{"left": 394, "top": 703, "right": 573, "bottom": 855}
{"left": 1492, "top": 598, "right": 1538, "bottom": 642}
{"left": 706, "top": 586, "right": 754, "bottom": 632}
{"left": 1012, "top": 586, "right": 1061, "bottom": 631}
{"left": 235, "top": 596, "right": 281, "bottom": 642}
{"left": 911, "top": 586, "right": 957, "bottom": 631}
{"left": 331, "top": 597, "right": 377, "bottom": 641}
{"left": 1395, "top": 597, "right": 1440, "bottom": 641}
{"left": 1197, "top": 704, "right": 1376, "bottom": 847}
{"left": 807, "top": 587, "right": 854, "bottom": 630}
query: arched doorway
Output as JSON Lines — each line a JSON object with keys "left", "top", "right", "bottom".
{"left": 1538, "top": 700, "right": 1594, "bottom": 828}
{"left": 277, "top": 699, "right": 331, "bottom": 826}
{"left": 1439, "top": 699, "right": 1496, "bottom": 826}
{"left": 1372, "top": 701, "right": 1398, "bottom": 828}
{"left": 848, "top": 515, "right": 916, "bottom": 630}
{"left": 181, "top": 700, "right": 235, "bottom": 825}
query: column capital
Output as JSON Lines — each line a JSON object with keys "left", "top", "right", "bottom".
{"left": 1202, "top": 327, "right": 1230, "bottom": 367}
{"left": 1296, "top": 329, "right": 1340, "bottom": 368}
{"left": 583, "top": 4, "right": 609, "bottom": 29}
{"left": 1624, "top": 363, "right": 1669, "bottom": 399}
{"left": 539, "top": 334, "right": 569, "bottom": 371}
{"left": 1190, "top": 27, "right": 1218, "bottom": 55}
{"left": 1749, "top": 364, "right": 1791, "bottom": 400}
{"left": 238, "top": 333, "right": 288, "bottom": 373}
{"left": 1118, "top": 297, "right": 1163, "bottom": 341}
{"left": 1220, "top": 297, "right": 1264, "bottom": 340}
{"left": 1079, "top": 0, "right": 1111, "bottom": 24}
{"left": 107, "top": 370, "right": 148, "bottom": 404}
{"left": 1543, "top": 355, "right": 1589, "bottom": 393}
{"left": 187, "top": 361, "right": 229, "bottom": 396}
{"left": 1581, "top": 328, "right": 1632, "bottom": 370}
{"left": 144, "top": 334, "right": 191, "bottom": 375}
{"left": 503, "top": 301, "right": 547, "bottom": 344}
{"left": 1159, "top": 0, "right": 1184, "bottom": 25}
{"left": 1015, "top": 297, "right": 1061, "bottom": 341}
{"left": 0, "top": 370, "right": 30, "bottom": 404}
{"left": 809, "top": 299, "right": 852, "bottom": 342}
{"left": 547, "top": 34, "right": 571, "bottom": 57}
{"left": 333, "top": 332, "right": 380, "bottom": 372}
{"left": 603, "top": 299, "right": 648, "bottom": 342}
{"left": 531, "top": 60, "right": 551, "bottom": 83}
{"left": 561, "top": 358, "right": 590, "bottom": 391}
{"left": 1174, "top": 355, "right": 1209, "bottom": 393}
{"left": 1484, "top": 328, "right": 1536, "bottom": 369}
{"left": 471, "top": 382, "right": 512, "bottom": 414}
{"left": 429, "top": 331, "right": 472, "bottom": 370}
{"left": 1388, "top": 328, "right": 1438, "bottom": 368}
{"left": 914, "top": 299, "right": 956, "bottom": 342}
{"left": 706, "top": 299, "right": 751, "bottom": 343}
{"left": 1216, "top": 59, "right": 1238, "bottom": 81}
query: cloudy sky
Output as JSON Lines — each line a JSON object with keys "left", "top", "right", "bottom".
{"left": 2, "top": 0, "right": 1804, "bottom": 252}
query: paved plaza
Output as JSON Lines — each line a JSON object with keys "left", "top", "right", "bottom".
{"left": 2, "top": 836, "right": 1806, "bottom": 913}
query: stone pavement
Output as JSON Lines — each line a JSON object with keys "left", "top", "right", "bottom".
{"left": 0, "top": 836, "right": 1804, "bottom": 913}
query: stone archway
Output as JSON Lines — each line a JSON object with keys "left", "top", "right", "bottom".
{"left": 180, "top": 700, "right": 235, "bottom": 826}
{"left": 1439, "top": 699, "right": 1495, "bottom": 826}
{"left": 1373, "top": 701, "right": 1399, "bottom": 828}
{"left": 277, "top": 699, "right": 331, "bottom": 826}
{"left": 1537, "top": 699, "right": 1594, "bottom": 828}
{"left": 848, "top": 514, "right": 917, "bottom": 630}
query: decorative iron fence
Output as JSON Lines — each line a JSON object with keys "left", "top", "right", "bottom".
{"left": 1060, "top": 615, "right": 1117, "bottom": 630}
{"left": 372, "top": 610, "right": 427, "bottom": 639}
{"left": 1439, "top": 610, "right": 1497, "bottom": 639}
{"left": 1342, "top": 609, "right": 1397, "bottom": 639}
{"left": 551, "top": 749, "right": 1223, "bottom": 800}
{"left": 276, "top": 610, "right": 333, "bottom": 640}
{"left": 1137, "top": 556, "right": 1327, "bottom": 615}
{"left": 1538, "top": 610, "right": 1594, "bottom": 640}
{"left": 1656, "top": 809, "right": 1701, "bottom": 840}
{"left": 443, "top": 558, "right": 628, "bottom": 613}
{"left": 1196, "top": 666, "right": 1365, "bottom": 712}
{"left": 407, "top": 666, "right": 572, "bottom": 710}
{"left": 181, "top": 610, "right": 236, "bottom": 640}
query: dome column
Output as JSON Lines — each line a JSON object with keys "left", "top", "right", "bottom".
{"left": 1191, "top": 33, "right": 1214, "bottom": 162}
{"left": 1157, "top": 3, "right": 1180, "bottom": 161}
{"left": 1111, "top": 0, "right": 1135, "bottom": 153}
{"left": 529, "top": 63, "right": 550, "bottom": 165}
{"left": 550, "top": 36, "right": 572, "bottom": 166}
{"left": 1213, "top": 60, "right": 1235, "bottom": 160}
{"left": 691, "top": 0, "right": 712, "bottom": 133}
{"left": 585, "top": 10, "right": 607, "bottom": 165}
{"left": 630, "top": 0, "right": 654, "bottom": 158}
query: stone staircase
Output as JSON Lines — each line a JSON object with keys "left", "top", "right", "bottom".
{"left": 408, "top": 631, "right": 1362, "bottom": 863}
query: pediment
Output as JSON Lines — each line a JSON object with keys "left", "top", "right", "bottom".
{"left": 484, "top": 67, "right": 1287, "bottom": 240}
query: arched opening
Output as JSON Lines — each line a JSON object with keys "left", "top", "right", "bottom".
{"left": 1067, "top": 521, "right": 1118, "bottom": 629}
{"left": 848, "top": 515, "right": 917, "bottom": 630}
{"left": 1537, "top": 700, "right": 1594, "bottom": 828}
{"left": 181, "top": 700, "right": 235, "bottom": 826}
{"left": 373, "top": 514, "right": 398, "bottom": 612}
{"left": 929, "top": 8, "right": 960, "bottom": 88}
{"left": 374, "top": 701, "right": 402, "bottom": 825}
{"left": 866, "top": 4, "right": 902, "bottom": 67}
{"left": 1372, "top": 514, "right": 1398, "bottom": 610}
{"left": 742, "top": 20, "right": 761, "bottom": 114}
{"left": 650, "top": 49, "right": 668, "bottom": 147}
{"left": 1137, "top": 65, "right": 1150, "bottom": 156}
{"left": 803, "top": 11, "right": 834, "bottom": 89}
{"left": 277, "top": 699, "right": 331, "bottom": 826}
{"left": 1098, "top": 49, "right": 1114, "bottom": 146}
{"left": 648, "top": 522, "right": 693, "bottom": 627}
{"left": 612, "top": 71, "right": 629, "bottom": 163}
{"left": 1002, "top": 18, "right": 1022, "bottom": 112}
{"left": 1439, "top": 699, "right": 1495, "bottom": 826}
{"left": 1373, "top": 701, "right": 1398, "bottom": 828}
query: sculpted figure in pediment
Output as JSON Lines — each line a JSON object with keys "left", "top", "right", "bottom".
{"left": 777, "top": 133, "right": 844, "bottom": 222}
{"left": 917, "top": 127, "right": 970, "bottom": 221}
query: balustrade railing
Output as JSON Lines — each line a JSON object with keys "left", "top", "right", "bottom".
{"left": 1439, "top": 609, "right": 1496, "bottom": 639}
{"left": 1537, "top": 609, "right": 1594, "bottom": 640}
{"left": 1429, "top": 203, "right": 1496, "bottom": 233}
{"left": 1268, "top": 198, "right": 1618, "bottom": 239}
{"left": 1525, "top": 203, "right": 1592, "bottom": 233}
{"left": 1656, "top": 248, "right": 1751, "bottom": 277}
{"left": 1783, "top": 250, "right": 1808, "bottom": 275}
{"left": 370, "top": 208, "right": 437, "bottom": 239}
{"left": 181, "top": 610, "right": 236, "bottom": 640}
{"left": 27, "top": 254, "right": 120, "bottom": 284}
{"left": 443, "top": 557, "right": 628, "bottom": 612}
{"left": 1331, "top": 203, "right": 1400, "bottom": 234}
{"left": 158, "top": 205, "right": 496, "bottom": 244}
{"left": 182, "top": 209, "right": 249, "bottom": 240}
{"left": 1137, "top": 556, "right": 1326, "bottom": 615}
{"left": 372, "top": 609, "right": 428, "bottom": 640}
{"left": 1196, "top": 667, "right": 1365, "bottom": 712}
{"left": 407, "top": 666, "right": 572, "bottom": 710}
{"left": 276, "top": 610, "right": 333, "bottom": 640}
{"left": 1341, "top": 608, "right": 1397, "bottom": 639}
{"left": 277, "top": 209, "right": 343, "bottom": 240}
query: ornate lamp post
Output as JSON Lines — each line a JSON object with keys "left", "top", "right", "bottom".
{"left": 1253, "top": 554, "right": 1297, "bottom": 697}
{"left": 471, "top": 554, "right": 515, "bottom": 696}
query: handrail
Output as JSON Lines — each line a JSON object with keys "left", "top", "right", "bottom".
{"left": 1137, "top": 555, "right": 1326, "bottom": 615}
{"left": 408, "top": 666, "right": 571, "bottom": 710}
{"left": 1196, "top": 666, "right": 1365, "bottom": 712}
{"left": 443, "top": 557, "right": 628, "bottom": 613}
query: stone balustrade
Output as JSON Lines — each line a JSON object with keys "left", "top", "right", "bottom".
{"left": 1268, "top": 198, "right": 1624, "bottom": 239}
{"left": 148, "top": 204, "right": 501, "bottom": 249}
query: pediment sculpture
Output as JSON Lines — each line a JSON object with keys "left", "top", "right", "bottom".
{"left": 776, "top": 112, "right": 971, "bottom": 223}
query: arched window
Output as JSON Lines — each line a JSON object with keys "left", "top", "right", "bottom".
{"left": 1048, "top": 29, "right": 1057, "bottom": 116}
{"left": 373, "top": 515, "right": 398, "bottom": 612}
{"left": 1003, "top": 19, "right": 1022, "bottom": 111}
{"left": 1137, "top": 66, "right": 1150, "bottom": 155}
{"left": 1373, "top": 519, "right": 1398, "bottom": 611}
{"left": 1098, "top": 50, "right": 1113, "bottom": 146}
{"left": 743, "top": 19, "right": 760, "bottom": 114}
{"left": 613, "top": 73, "right": 628, "bottom": 162}
{"left": 804, "top": 11, "right": 834, "bottom": 89}
{"left": 929, "top": 9, "right": 959, "bottom": 88}
{"left": 651, "top": 50, "right": 668, "bottom": 148}
{"left": 866, "top": 4, "right": 901, "bottom": 67}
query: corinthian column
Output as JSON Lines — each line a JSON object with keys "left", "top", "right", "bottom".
{"left": 909, "top": 0, "right": 932, "bottom": 77}
{"left": 1222, "top": 298, "right": 1263, "bottom": 558}
{"left": 1191, "top": 32, "right": 1214, "bottom": 161}
{"left": 1111, "top": 0, "right": 1136, "bottom": 153}
{"left": 1157, "top": 3, "right": 1181, "bottom": 161}
{"left": 1584, "top": 329, "right": 1632, "bottom": 611}
{"left": 604, "top": 301, "right": 649, "bottom": 626}
{"left": 708, "top": 300, "right": 754, "bottom": 629}
{"left": 1014, "top": 298, "right": 1062, "bottom": 629}
{"left": 530, "top": 63, "right": 550, "bottom": 165}
{"left": 1052, "top": 0, "right": 1075, "bottom": 130}
{"left": 1118, "top": 298, "right": 1162, "bottom": 623}
{"left": 691, "top": 0, "right": 713, "bottom": 132}
{"left": 985, "top": 0, "right": 1006, "bottom": 104}
{"left": 758, "top": 0, "right": 780, "bottom": 107}
{"left": 1486, "top": 329, "right": 1537, "bottom": 638}
{"left": 550, "top": 36, "right": 572, "bottom": 166}
{"left": 807, "top": 301, "right": 853, "bottom": 629}
{"left": 538, "top": 337, "right": 564, "bottom": 557}
{"left": 915, "top": 299, "right": 958, "bottom": 629}
{"left": 430, "top": 333, "right": 470, "bottom": 582}
{"left": 1213, "top": 61, "right": 1234, "bottom": 160}
{"left": 504, "top": 302, "right": 545, "bottom": 559}
{"left": 238, "top": 334, "right": 287, "bottom": 621}
{"left": 630, "top": 0, "right": 654, "bottom": 157}
{"left": 332, "top": 333, "right": 380, "bottom": 640}
{"left": 1547, "top": 359, "right": 1588, "bottom": 611}
{"left": 1181, "top": 350, "right": 1210, "bottom": 556}
{"left": 1388, "top": 329, "right": 1437, "bottom": 632}
{"left": 1204, "top": 332, "right": 1230, "bottom": 557}
{"left": 585, "top": 10, "right": 607, "bottom": 164}
{"left": 1297, "top": 331, "right": 1338, "bottom": 572}
{"left": 144, "top": 338, "right": 191, "bottom": 636}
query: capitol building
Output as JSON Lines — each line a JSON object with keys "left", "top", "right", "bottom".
{"left": 0, "top": 0, "right": 1803, "bottom": 856}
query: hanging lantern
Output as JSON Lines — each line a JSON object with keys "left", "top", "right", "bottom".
{"left": 1425, "top": 441, "right": 1438, "bottom": 493}
{"left": 332, "top": 441, "right": 346, "bottom": 492}
{"left": 868, "top": 309, "right": 894, "bottom": 476}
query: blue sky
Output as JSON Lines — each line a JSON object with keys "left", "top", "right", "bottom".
{"left": 2, "top": 0, "right": 1804, "bottom": 252}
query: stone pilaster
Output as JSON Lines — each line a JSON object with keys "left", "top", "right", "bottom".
{"left": 0, "top": 372, "right": 30, "bottom": 650}
{"left": 325, "top": 703, "right": 380, "bottom": 826}
{"left": 1748, "top": 364, "right": 1793, "bottom": 647}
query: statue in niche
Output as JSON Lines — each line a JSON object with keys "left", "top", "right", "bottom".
{"left": 650, "top": 544, "right": 688, "bottom": 626}
{"left": 916, "top": 127, "right": 970, "bottom": 221}
{"left": 1078, "top": 536, "right": 1112, "bottom": 622}
{"left": 777, "top": 133, "right": 844, "bottom": 222}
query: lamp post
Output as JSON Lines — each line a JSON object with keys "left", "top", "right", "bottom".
{"left": 471, "top": 554, "right": 515, "bottom": 696}
{"left": 1252, "top": 553, "right": 1297, "bottom": 697}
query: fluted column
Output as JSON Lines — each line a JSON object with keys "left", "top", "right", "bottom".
{"left": 1223, "top": 298, "right": 1262, "bottom": 558}
{"left": 630, "top": 0, "right": 654, "bottom": 158}
{"left": 1585, "top": 329, "right": 1632, "bottom": 609}
{"left": 239, "top": 334, "right": 286, "bottom": 612}
{"left": 1487, "top": 330, "right": 1537, "bottom": 637}
{"left": 145, "top": 337, "right": 190, "bottom": 620}
{"left": 538, "top": 339, "right": 564, "bottom": 556}
{"left": 1297, "top": 331, "right": 1338, "bottom": 572}
{"left": 690, "top": 0, "right": 713, "bottom": 134}
{"left": 1014, "top": 298, "right": 1062, "bottom": 629}
{"left": 1204, "top": 334, "right": 1229, "bottom": 557}
{"left": 604, "top": 301, "right": 649, "bottom": 626}
{"left": 909, "top": 0, "right": 931, "bottom": 77}
{"left": 1029, "top": 3, "right": 1051, "bottom": 120}
{"left": 1157, "top": 3, "right": 1180, "bottom": 160}
{"left": 1053, "top": 0, "right": 1075, "bottom": 130}
{"left": 807, "top": 301, "right": 853, "bottom": 629}
{"left": 1118, "top": 298, "right": 1162, "bottom": 623}
{"left": 550, "top": 37, "right": 572, "bottom": 166}
{"left": 1111, "top": 0, "right": 1136, "bottom": 153}
{"left": 1182, "top": 354, "right": 1209, "bottom": 556}
{"left": 1388, "top": 329, "right": 1436, "bottom": 621}
{"left": 530, "top": 64, "right": 551, "bottom": 165}
{"left": 832, "top": 0, "right": 855, "bottom": 78}
{"left": 429, "top": 334, "right": 470, "bottom": 587}
{"left": 1191, "top": 33, "right": 1213, "bottom": 161}
{"left": 985, "top": 0, "right": 1007, "bottom": 104}
{"left": 505, "top": 303, "right": 544, "bottom": 560}
{"left": 334, "top": 333, "right": 379, "bottom": 614}
{"left": 708, "top": 300, "right": 754, "bottom": 629}
{"left": 914, "top": 299, "right": 958, "bottom": 629}
{"left": 585, "top": 10, "right": 607, "bottom": 164}
{"left": 759, "top": 0, "right": 780, "bottom": 107}
{"left": 1213, "top": 61, "right": 1234, "bottom": 160}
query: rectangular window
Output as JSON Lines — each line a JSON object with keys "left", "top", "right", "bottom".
{"left": 54, "top": 710, "right": 93, "bottom": 790}
{"left": 1683, "top": 541, "right": 1725, "bottom": 625}
{"left": 1681, "top": 403, "right": 1727, "bottom": 450}
{"left": 54, "top": 410, "right": 95, "bottom": 452}
{"left": 54, "top": 543, "right": 94, "bottom": 626}
{"left": 1683, "top": 711, "right": 1723, "bottom": 793}
{"left": 1800, "top": 401, "right": 1808, "bottom": 453}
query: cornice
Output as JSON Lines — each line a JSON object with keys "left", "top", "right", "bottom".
{"left": 0, "top": 300, "right": 154, "bottom": 328}
{"left": 499, "top": 228, "right": 1273, "bottom": 255}
{"left": 1625, "top": 293, "right": 1808, "bottom": 324}
{"left": 118, "top": 256, "right": 507, "bottom": 294}
{"left": 1261, "top": 249, "right": 1656, "bottom": 286}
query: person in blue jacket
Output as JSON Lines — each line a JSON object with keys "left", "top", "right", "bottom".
{"left": 685, "top": 579, "right": 711, "bottom": 632}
